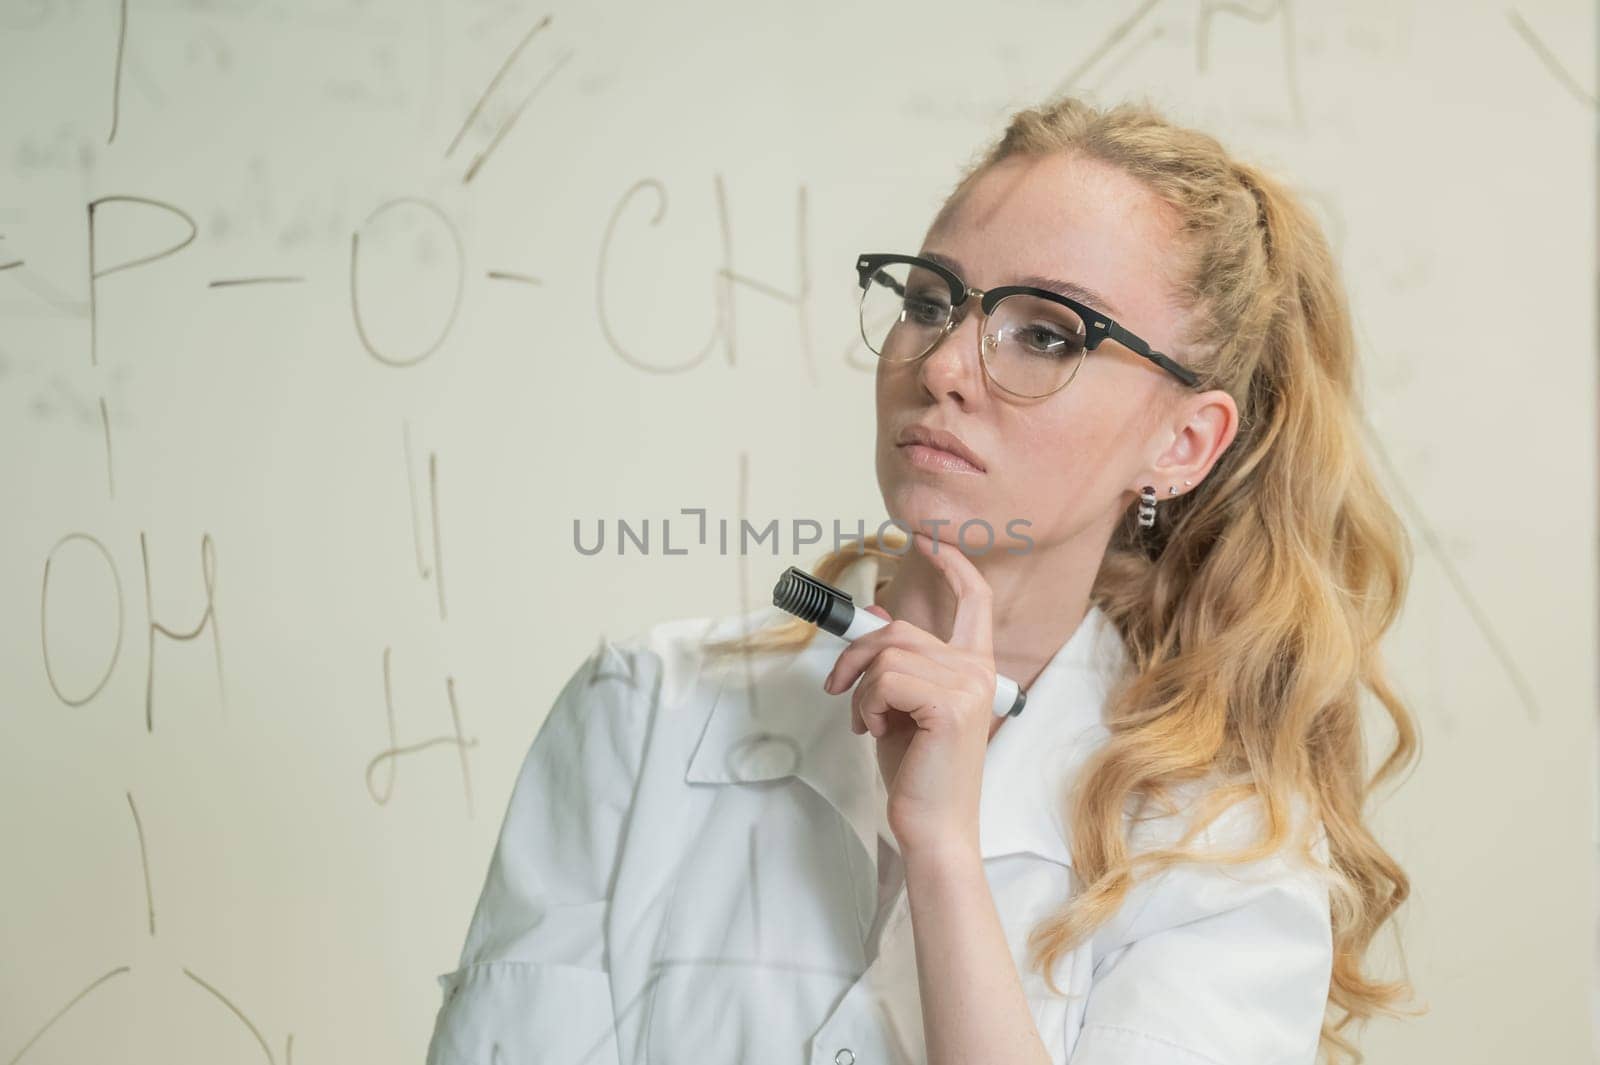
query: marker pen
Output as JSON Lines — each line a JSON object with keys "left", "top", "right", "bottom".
{"left": 771, "top": 565, "right": 1027, "bottom": 718}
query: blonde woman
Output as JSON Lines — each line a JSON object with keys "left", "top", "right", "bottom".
{"left": 425, "top": 95, "right": 1419, "bottom": 1065}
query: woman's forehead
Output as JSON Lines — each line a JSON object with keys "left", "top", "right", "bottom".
{"left": 929, "top": 154, "right": 1183, "bottom": 321}
{"left": 937, "top": 154, "right": 1171, "bottom": 254}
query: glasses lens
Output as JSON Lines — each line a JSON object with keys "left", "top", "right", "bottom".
{"left": 859, "top": 260, "right": 951, "bottom": 362}
{"left": 984, "top": 294, "right": 1088, "bottom": 397}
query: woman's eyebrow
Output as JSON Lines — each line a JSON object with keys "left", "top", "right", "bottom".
{"left": 921, "top": 250, "right": 1122, "bottom": 318}
{"left": 1015, "top": 273, "right": 1121, "bottom": 319}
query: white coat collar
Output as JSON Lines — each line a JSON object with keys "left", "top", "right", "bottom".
{"left": 683, "top": 552, "right": 1132, "bottom": 877}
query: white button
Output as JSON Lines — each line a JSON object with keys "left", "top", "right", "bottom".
{"left": 834, "top": 1050, "right": 856, "bottom": 1065}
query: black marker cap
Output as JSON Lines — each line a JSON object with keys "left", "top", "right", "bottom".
{"left": 772, "top": 566, "right": 856, "bottom": 638}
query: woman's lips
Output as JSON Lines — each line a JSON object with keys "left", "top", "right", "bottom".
{"left": 898, "top": 442, "right": 985, "bottom": 474}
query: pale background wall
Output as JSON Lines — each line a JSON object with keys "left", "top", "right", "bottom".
{"left": 0, "top": 2, "right": 1594, "bottom": 1062}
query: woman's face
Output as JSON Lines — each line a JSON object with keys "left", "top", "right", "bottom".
{"left": 874, "top": 151, "right": 1220, "bottom": 558}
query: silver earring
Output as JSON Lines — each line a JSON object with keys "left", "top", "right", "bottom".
{"left": 1168, "top": 485, "right": 1178, "bottom": 495}
{"left": 1137, "top": 485, "right": 1157, "bottom": 528}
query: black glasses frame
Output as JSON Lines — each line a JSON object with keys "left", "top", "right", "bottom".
{"left": 854, "top": 252, "right": 1202, "bottom": 393}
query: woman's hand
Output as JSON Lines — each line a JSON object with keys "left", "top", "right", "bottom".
{"left": 821, "top": 530, "right": 997, "bottom": 858}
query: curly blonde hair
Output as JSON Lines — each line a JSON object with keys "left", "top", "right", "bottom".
{"left": 707, "top": 94, "right": 1420, "bottom": 1062}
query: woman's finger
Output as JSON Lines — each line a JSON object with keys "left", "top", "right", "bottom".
{"left": 854, "top": 668, "right": 952, "bottom": 738}
{"left": 910, "top": 530, "right": 994, "bottom": 661}
{"left": 825, "top": 612, "right": 953, "bottom": 695}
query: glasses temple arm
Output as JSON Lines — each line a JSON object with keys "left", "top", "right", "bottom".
{"left": 1101, "top": 319, "right": 1202, "bottom": 388}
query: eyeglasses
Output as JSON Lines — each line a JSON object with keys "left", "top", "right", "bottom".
{"left": 854, "top": 252, "right": 1202, "bottom": 398}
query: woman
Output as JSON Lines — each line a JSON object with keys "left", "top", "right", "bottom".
{"left": 425, "top": 95, "right": 1419, "bottom": 1065}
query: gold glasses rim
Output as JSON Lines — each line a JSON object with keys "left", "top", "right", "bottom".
{"left": 856, "top": 282, "right": 1090, "bottom": 399}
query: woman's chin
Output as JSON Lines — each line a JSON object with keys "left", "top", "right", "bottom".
{"left": 882, "top": 499, "right": 993, "bottom": 545}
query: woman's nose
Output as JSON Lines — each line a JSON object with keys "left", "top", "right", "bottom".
{"left": 916, "top": 308, "right": 987, "bottom": 402}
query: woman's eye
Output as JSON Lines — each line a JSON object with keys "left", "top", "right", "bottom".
{"left": 902, "top": 297, "right": 949, "bottom": 325}
{"left": 1020, "top": 325, "right": 1072, "bottom": 355}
